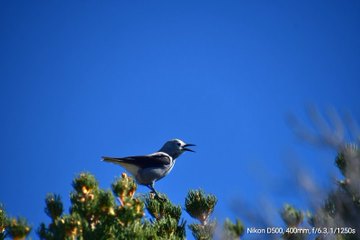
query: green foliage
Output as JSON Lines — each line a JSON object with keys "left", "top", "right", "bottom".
{"left": 317, "top": 144, "right": 360, "bottom": 239}
{"left": 281, "top": 204, "right": 306, "bottom": 240}
{"left": 1, "top": 172, "right": 245, "bottom": 240}
{"left": 222, "top": 218, "right": 244, "bottom": 240}
{"left": 0, "top": 206, "right": 32, "bottom": 240}
{"left": 280, "top": 143, "right": 360, "bottom": 240}
{"left": 69, "top": 172, "right": 100, "bottom": 220}
{"left": 281, "top": 204, "right": 304, "bottom": 227}
{"left": 335, "top": 144, "right": 359, "bottom": 177}
{"left": 34, "top": 172, "right": 231, "bottom": 240}
{"left": 146, "top": 195, "right": 182, "bottom": 221}
{"left": 183, "top": 189, "right": 234, "bottom": 240}
{"left": 6, "top": 217, "right": 31, "bottom": 240}
{"left": 188, "top": 222, "right": 216, "bottom": 240}
{"left": 0, "top": 204, "right": 7, "bottom": 240}
{"left": 111, "top": 172, "right": 137, "bottom": 204}
{"left": 45, "top": 194, "right": 63, "bottom": 221}
{"left": 38, "top": 172, "right": 152, "bottom": 240}
{"left": 335, "top": 144, "right": 360, "bottom": 209}
{"left": 146, "top": 195, "right": 185, "bottom": 239}
{"left": 185, "top": 189, "right": 217, "bottom": 225}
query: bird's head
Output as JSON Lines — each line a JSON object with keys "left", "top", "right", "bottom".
{"left": 159, "top": 139, "right": 195, "bottom": 159}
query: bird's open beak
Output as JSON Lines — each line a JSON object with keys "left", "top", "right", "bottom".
{"left": 183, "top": 143, "right": 196, "bottom": 152}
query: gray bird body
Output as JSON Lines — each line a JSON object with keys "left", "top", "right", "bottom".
{"left": 102, "top": 139, "right": 195, "bottom": 196}
{"left": 102, "top": 152, "right": 173, "bottom": 185}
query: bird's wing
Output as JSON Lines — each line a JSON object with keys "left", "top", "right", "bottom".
{"left": 102, "top": 152, "right": 171, "bottom": 169}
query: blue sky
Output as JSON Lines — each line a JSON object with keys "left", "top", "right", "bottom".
{"left": 1, "top": 0, "right": 359, "bottom": 239}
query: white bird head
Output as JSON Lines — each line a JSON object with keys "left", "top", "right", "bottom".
{"left": 159, "top": 139, "right": 195, "bottom": 159}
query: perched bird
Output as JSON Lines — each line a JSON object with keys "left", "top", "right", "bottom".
{"left": 102, "top": 139, "right": 195, "bottom": 198}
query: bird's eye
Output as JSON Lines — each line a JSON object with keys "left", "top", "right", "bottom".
{"left": 177, "top": 142, "right": 181, "bottom": 146}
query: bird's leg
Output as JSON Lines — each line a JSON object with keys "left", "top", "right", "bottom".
{"left": 146, "top": 183, "right": 159, "bottom": 196}
{"left": 147, "top": 183, "right": 165, "bottom": 202}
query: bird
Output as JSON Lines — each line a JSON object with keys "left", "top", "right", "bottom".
{"left": 102, "top": 139, "right": 195, "bottom": 199}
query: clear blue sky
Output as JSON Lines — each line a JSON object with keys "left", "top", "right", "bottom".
{"left": 1, "top": 1, "right": 359, "bottom": 239}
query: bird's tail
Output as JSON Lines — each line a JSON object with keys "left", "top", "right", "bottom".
{"left": 101, "top": 157, "right": 138, "bottom": 176}
{"left": 102, "top": 157, "right": 123, "bottom": 163}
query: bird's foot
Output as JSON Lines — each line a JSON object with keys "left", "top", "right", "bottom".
{"left": 150, "top": 191, "right": 166, "bottom": 202}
